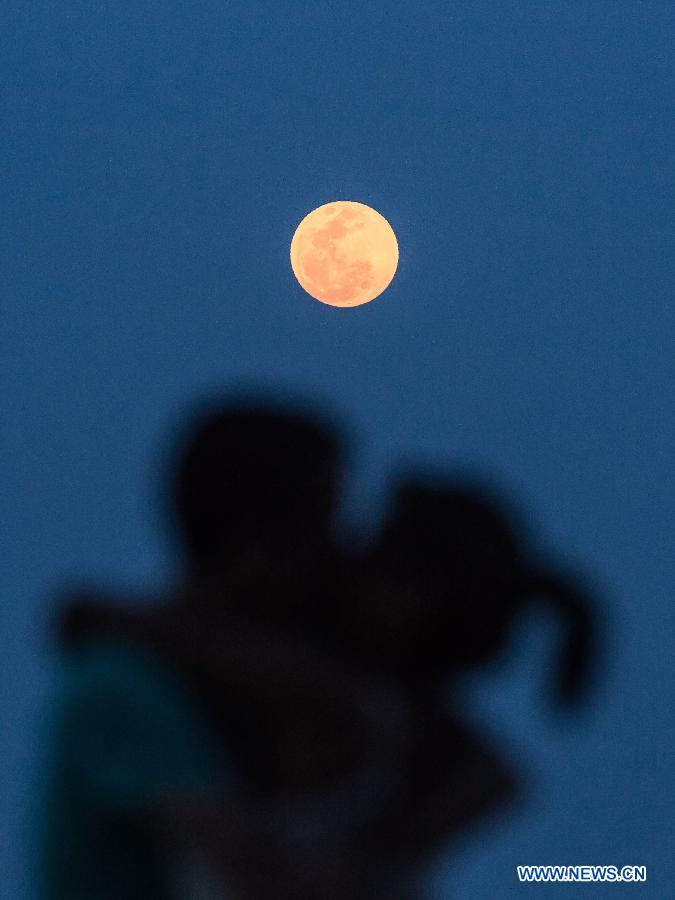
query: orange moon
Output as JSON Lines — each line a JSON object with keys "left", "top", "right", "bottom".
{"left": 290, "top": 201, "right": 399, "bottom": 307}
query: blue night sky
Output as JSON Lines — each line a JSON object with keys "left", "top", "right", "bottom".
{"left": 2, "top": 2, "right": 673, "bottom": 897}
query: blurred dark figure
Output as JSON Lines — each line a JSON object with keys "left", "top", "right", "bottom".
{"left": 38, "top": 396, "right": 374, "bottom": 900}
{"left": 331, "top": 475, "right": 598, "bottom": 872}
{"left": 37, "top": 400, "right": 599, "bottom": 900}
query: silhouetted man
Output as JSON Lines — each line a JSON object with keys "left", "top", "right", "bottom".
{"left": 37, "top": 397, "right": 375, "bottom": 900}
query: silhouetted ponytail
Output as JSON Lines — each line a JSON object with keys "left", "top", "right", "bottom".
{"left": 521, "top": 569, "right": 598, "bottom": 709}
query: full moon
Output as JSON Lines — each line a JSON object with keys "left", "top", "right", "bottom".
{"left": 290, "top": 201, "right": 399, "bottom": 307}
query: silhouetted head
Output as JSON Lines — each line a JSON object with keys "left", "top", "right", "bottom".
{"left": 377, "top": 480, "right": 523, "bottom": 663}
{"left": 171, "top": 396, "right": 346, "bottom": 573}
{"left": 350, "top": 476, "right": 597, "bottom": 707}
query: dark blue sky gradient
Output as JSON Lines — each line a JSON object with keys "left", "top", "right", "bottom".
{"left": 2, "top": 2, "right": 673, "bottom": 897}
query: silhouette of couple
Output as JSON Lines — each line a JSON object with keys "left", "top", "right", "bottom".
{"left": 39, "top": 395, "right": 597, "bottom": 899}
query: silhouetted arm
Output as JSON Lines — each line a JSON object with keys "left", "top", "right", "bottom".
{"left": 363, "top": 705, "right": 517, "bottom": 865}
